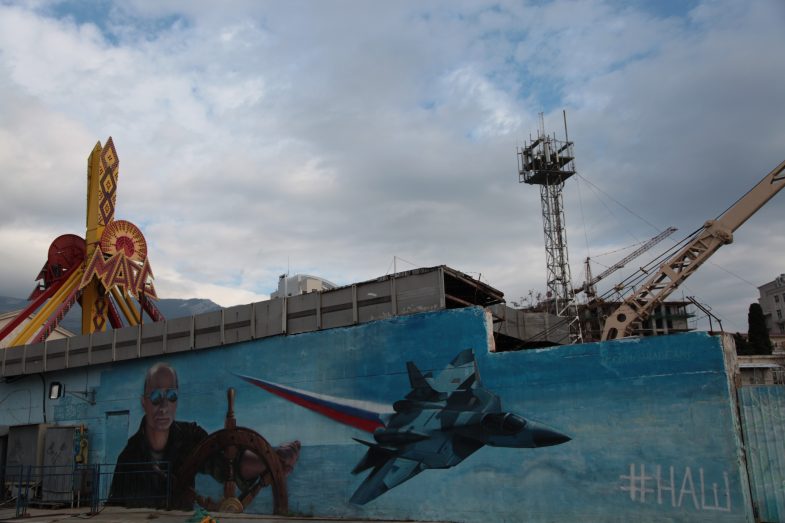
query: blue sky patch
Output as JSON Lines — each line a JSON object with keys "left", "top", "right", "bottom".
{"left": 44, "top": 0, "right": 188, "bottom": 45}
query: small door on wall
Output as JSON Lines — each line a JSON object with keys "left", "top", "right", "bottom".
{"left": 42, "top": 426, "right": 76, "bottom": 503}
{"left": 104, "top": 411, "right": 129, "bottom": 466}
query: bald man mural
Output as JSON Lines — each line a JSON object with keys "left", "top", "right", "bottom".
{"left": 108, "top": 362, "right": 300, "bottom": 508}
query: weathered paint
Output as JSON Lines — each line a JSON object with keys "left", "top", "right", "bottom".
{"left": 0, "top": 307, "right": 753, "bottom": 522}
{"left": 738, "top": 386, "right": 785, "bottom": 522}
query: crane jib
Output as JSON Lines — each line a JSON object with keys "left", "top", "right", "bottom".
{"left": 602, "top": 157, "right": 785, "bottom": 341}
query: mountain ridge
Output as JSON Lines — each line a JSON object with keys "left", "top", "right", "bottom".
{"left": 0, "top": 295, "right": 222, "bottom": 334}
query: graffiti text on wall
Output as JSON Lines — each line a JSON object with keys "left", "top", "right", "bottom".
{"left": 620, "top": 464, "right": 731, "bottom": 512}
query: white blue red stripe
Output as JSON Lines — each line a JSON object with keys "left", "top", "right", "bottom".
{"left": 235, "top": 374, "right": 390, "bottom": 433}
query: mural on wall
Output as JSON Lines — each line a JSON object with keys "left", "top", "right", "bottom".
{"left": 1, "top": 307, "right": 749, "bottom": 521}
{"left": 107, "top": 362, "right": 301, "bottom": 511}
{"left": 238, "top": 348, "right": 571, "bottom": 504}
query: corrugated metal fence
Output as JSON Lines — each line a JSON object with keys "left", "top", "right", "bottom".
{"left": 738, "top": 386, "right": 785, "bottom": 522}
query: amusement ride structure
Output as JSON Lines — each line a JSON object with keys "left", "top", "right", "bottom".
{"left": 0, "top": 138, "right": 164, "bottom": 347}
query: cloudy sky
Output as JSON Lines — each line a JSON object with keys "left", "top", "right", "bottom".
{"left": 1, "top": 0, "right": 784, "bottom": 333}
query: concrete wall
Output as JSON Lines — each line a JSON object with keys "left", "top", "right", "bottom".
{"left": 0, "top": 307, "right": 752, "bottom": 522}
{"left": 490, "top": 304, "right": 569, "bottom": 345}
{"left": 0, "top": 268, "right": 447, "bottom": 378}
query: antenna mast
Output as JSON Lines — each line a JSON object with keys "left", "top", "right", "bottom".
{"left": 518, "top": 111, "right": 582, "bottom": 343}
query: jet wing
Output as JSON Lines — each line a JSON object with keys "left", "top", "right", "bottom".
{"left": 350, "top": 454, "right": 425, "bottom": 505}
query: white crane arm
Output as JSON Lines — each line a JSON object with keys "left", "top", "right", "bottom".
{"left": 577, "top": 227, "right": 677, "bottom": 295}
{"left": 602, "top": 158, "right": 785, "bottom": 340}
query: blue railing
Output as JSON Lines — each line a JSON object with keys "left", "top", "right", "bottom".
{"left": 5, "top": 461, "right": 171, "bottom": 517}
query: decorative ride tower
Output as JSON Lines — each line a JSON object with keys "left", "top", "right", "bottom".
{"left": 0, "top": 137, "right": 164, "bottom": 347}
{"left": 518, "top": 112, "right": 582, "bottom": 343}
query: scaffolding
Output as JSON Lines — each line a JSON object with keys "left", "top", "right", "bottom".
{"left": 518, "top": 112, "right": 582, "bottom": 343}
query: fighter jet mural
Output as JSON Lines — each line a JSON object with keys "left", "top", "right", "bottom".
{"left": 237, "top": 349, "right": 571, "bottom": 504}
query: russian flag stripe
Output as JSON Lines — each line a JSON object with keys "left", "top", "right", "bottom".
{"left": 237, "top": 374, "right": 385, "bottom": 433}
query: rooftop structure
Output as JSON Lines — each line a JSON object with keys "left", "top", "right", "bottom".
{"left": 0, "top": 266, "right": 568, "bottom": 380}
{"left": 271, "top": 274, "right": 337, "bottom": 298}
{"left": 579, "top": 300, "right": 694, "bottom": 342}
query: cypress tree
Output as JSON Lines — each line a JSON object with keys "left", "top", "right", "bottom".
{"left": 734, "top": 332, "right": 752, "bottom": 355}
{"left": 748, "top": 303, "right": 773, "bottom": 355}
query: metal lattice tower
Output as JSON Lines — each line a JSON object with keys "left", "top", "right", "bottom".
{"left": 518, "top": 112, "right": 582, "bottom": 343}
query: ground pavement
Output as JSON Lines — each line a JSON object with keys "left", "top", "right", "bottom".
{"left": 0, "top": 506, "right": 450, "bottom": 523}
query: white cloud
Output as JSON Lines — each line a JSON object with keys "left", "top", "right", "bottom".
{"left": 0, "top": 0, "right": 783, "bottom": 334}
{"left": 441, "top": 66, "right": 523, "bottom": 138}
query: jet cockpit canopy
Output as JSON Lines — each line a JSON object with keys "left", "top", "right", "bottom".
{"left": 481, "top": 412, "right": 527, "bottom": 434}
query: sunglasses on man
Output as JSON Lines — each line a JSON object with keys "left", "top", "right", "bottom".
{"left": 147, "top": 388, "right": 178, "bottom": 406}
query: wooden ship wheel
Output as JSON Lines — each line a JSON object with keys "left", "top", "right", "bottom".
{"left": 174, "top": 388, "right": 289, "bottom": 514}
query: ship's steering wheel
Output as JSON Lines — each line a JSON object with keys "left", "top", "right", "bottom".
{"left": 173, "top": 388, "right": 289, "bottom": 514}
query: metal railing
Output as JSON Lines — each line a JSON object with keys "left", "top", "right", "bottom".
{"left": 5, "top": 461, "right": 171, "bottom": 517}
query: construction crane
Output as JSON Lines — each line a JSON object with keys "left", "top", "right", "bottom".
{"left": 602, "top": 158, "right": 785, "bottom": 340}
{"left": 576, "top": 227, "right": 677, "bottom": 299}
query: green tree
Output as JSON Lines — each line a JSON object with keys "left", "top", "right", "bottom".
{"left": 747, "top": 303, "right": 773, "bottom": 355}
{"left": 734, "top": 332, "right": 752, "bottom": 355}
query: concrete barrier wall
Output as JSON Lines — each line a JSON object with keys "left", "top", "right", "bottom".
{"left": 1, "top": 269, "right": 446, "bottom": 378}
{"left": 0, "top": 307, "right": 752, "bottom": 522}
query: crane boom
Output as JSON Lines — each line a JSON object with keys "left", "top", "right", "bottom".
{"left": 602, "top": 158, "right": 785, "bottom": 340}
{"left": 577, "top": 227, "right": 677, "bottom": 296}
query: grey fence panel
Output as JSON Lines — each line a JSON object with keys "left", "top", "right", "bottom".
{"left": 91, "top": 330, "right": 114, "bottom": 365}
{"left": 114, "top": 326, "right": 139, "bottom": 361}
{"left": 288, "top": 293, "right": 319, "bottom": 335}
{"left": 254, "top": 299, "right": 283, "bottom": 339}
{"left": 166, "top": 316, "right": 193, "bottom": 353}
{"left": 68, "top": 334, "right": 91, "bottom": 368}
{"left": 357, "top": 280, "right": 394, "bottom": 323}
{"left": 321, "top": 287, "right": 354, "bottom": 329}
{"left": 24, "top": 342, "right": 45, "bottom": 374}
{"left": 45, "top": 339, "right": 68, "bottom": 371}
{"left": 194, "top": 311, "right": 222, "bottom": 350}
{"left": 140, "top": 321, "right": 166, "bottom": 357}
{"left": 224, "top": 304, "right": 252, "bottom": 344}
{"left": 395, "top": 270, "right": 442, "bottom": 315}
{"left": 2, "top": 346, "right": 24, "bottom": 375}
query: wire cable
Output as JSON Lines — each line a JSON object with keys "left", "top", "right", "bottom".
{"left": 576, "top": 174, "right": 592, "bottom": 258}
{"left": 577, "top": 173, "right": 662, "bottom": 233}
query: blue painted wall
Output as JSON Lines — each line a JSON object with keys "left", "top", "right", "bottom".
{"left": 0, "top": 307, "right": 752, "bottom": 522}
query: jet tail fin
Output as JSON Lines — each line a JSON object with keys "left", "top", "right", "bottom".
{"left": 453, "top": 349, "right": 480, "bottom": 389}
{"left": 405, "top": 361, "right": 444, "bottom": 401}
{"left": 407, "top": 361, "right": 430, "bottom": 389}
